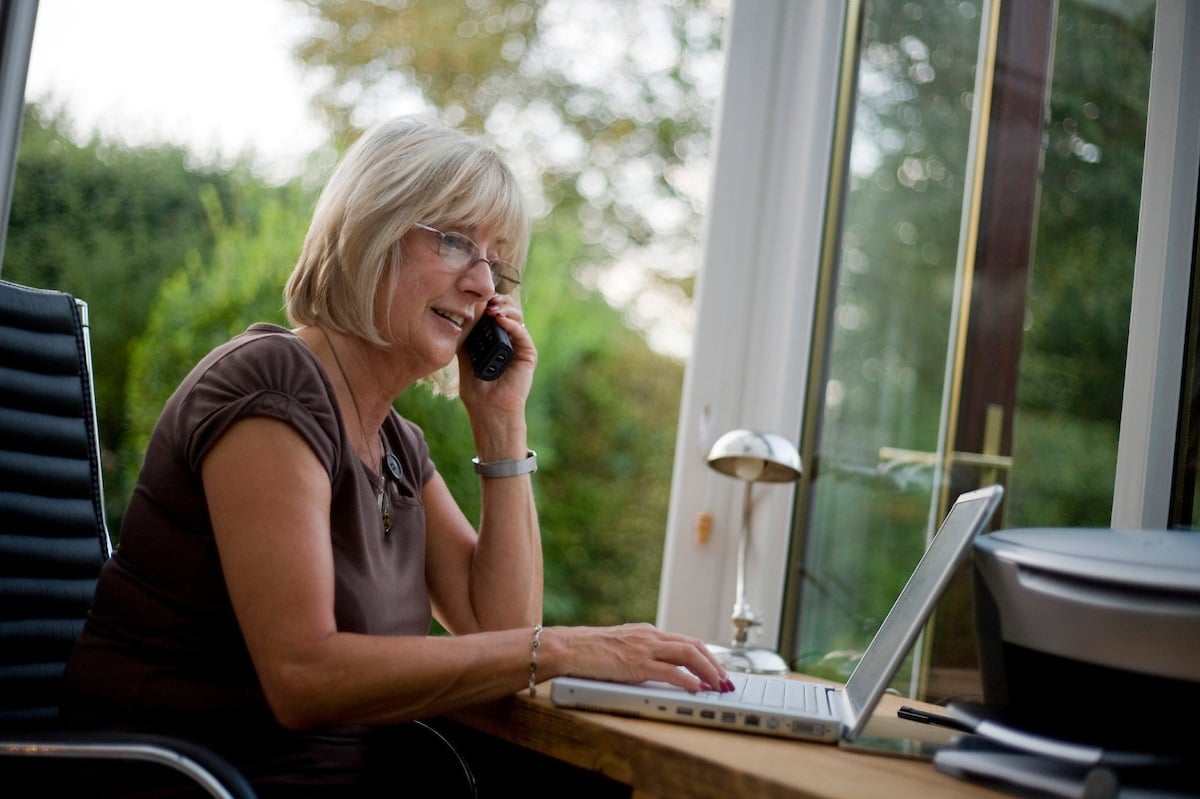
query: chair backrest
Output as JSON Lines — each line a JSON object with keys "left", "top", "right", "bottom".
{"left": 0, "top": 278, "right": 111, "bottom": 727}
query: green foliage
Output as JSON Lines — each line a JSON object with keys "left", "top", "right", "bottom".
{"left": 7, "top": 90, "right": 685, "bottom": 627}
{"left": 121, "top": 184, "right": 312, "bottom": 505}
{"left": 536, "top": 329, "right": 682, "bottom": 624}
{"left": 288, "top": 0, "right": 724, "bottom": 306}
{"left": 1007, "top": 410, "right": 1117, "bottom": 528}
{"left": 3, "top": 104, "right": 249, "bottom": 525}
{"left": 1019, "top": 2, "right": 1155, "bottom": 422}
{"left": 526, "top": 224, "right": 683, "bottom": 623}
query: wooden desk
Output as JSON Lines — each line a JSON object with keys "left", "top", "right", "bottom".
{"left": 446, "top": 680, "right": 1011, "bottom": 799}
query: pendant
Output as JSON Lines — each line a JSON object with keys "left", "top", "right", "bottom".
{"left": 384, "top": 452, "right": 404, "bottom": 482}
{"left": 379, "top": 489, "right": 393, "bottom": 534}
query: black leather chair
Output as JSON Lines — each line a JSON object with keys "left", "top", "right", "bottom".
{"left": 0, "top": 278, "right": 258, "bottom": 798}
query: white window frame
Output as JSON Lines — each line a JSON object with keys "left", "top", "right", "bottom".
{"left": 1113, "top": 0, "right": 1200, "bottom": 528}
{"left": 657, "top": 0, "right": 847, "bottom": 645}
{"left": 658, "top": 0, "right": 1200, "bottom": 647}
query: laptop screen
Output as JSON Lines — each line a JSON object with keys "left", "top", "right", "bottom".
{"left": 839, "top": 484, "right": 1003, "bottom": 739}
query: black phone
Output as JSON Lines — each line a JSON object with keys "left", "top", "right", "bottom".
{"left": 463, "top": 314, "right": 513, "bottom": 381}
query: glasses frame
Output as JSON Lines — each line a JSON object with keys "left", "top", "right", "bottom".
{"left": 412, "top": 223, "right": 521, "bottom": 295}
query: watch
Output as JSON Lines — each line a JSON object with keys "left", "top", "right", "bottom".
{"left": 472, "top": 449, "right": 538, "bottom": 477}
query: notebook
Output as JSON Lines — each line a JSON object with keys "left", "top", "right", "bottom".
{"left": 550, "top": 484, "right": 1004, "bottom": 745}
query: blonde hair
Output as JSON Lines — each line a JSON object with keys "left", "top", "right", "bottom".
{"left": 285, "top": 117, "right": 529, "bottom": 392}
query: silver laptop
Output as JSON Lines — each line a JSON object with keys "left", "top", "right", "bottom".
{"left": 551, "top": 484, "right": 1004, "bottom": 745}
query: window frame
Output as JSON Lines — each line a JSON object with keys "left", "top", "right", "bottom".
{"left": 657, "top": 0, "right": 849, "bottom": 644}
{"left": 0, "top": 0, "right": 38, "bottom": 268}
{"left": 1112, "top": 0, "right": 1200, "bottom": 529}
{"left": 658, "top": 0, "right": 1200, "bottom": 646}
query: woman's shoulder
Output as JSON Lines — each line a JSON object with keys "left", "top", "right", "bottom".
{"left": 192, "top": 323, "right": 334, "bottom": 411}
{"left": 223, "top": 322, "right": 310, "bottom": 358}
{"left": 197, "top": 324, "right": 324, "bottom": 387}
{"left": 170, "top": 324, "right": 342, "bottom": 472}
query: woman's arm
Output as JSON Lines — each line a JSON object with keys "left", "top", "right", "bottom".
{"left": 428, "top": 295, "right": 542, "bottom": 633}
{"left": 203, "top": 417, "right": 727, "bottom": 732}
{"left": 422, "top": 469, "right": 542, "bottom": 634}
{"left": 202, "top": 415, "right": 539, "bottom": 728}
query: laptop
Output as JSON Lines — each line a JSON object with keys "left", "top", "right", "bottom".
{"left": 551, "top": 484, "right": 1004, "bottom": 746}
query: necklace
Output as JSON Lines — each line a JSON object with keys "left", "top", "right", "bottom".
{"left": 317, "top": 326, "right": 395, "bottom": 534}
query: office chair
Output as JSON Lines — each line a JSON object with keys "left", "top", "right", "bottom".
{"left": 0, "top": 278, "right": 258, "bottom": 798}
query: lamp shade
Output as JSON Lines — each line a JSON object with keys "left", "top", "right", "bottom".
{"left": 706, "top": 429, "right": 802, "bottom": 483}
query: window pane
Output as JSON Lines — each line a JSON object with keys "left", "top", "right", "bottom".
{"left": 787, "top": 0, "right": 1155, "bottom": 704}
{"left": 1007, "top": 2, "right": 1155, "bottom": 530}
{"left": 790, "top": 0, "right": 985, "bottom": 684}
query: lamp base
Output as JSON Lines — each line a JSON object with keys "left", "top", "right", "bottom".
{"left": 706, "top": 642, "right": 789, "bottom": 675}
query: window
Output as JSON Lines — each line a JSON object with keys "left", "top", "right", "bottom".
{"left": 660, "top": 0, "right": 1199, "bottom": 702}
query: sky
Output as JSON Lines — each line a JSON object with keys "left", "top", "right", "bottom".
{"left": 25, "top": 0, "right": 330, "bottom": 183}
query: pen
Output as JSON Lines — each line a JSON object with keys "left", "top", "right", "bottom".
{"left": 897, "top": 705, "right": 975, "bottom": 734}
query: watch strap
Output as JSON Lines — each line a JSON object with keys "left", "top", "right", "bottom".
{"left": 472, "top": 449, "right": 538, "bottom": 477}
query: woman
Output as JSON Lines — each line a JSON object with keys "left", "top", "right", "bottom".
{"left": 61, "top": 117, "right": 731, "bottom": 797}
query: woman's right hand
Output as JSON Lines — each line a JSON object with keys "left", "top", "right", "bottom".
{"left": 543, "top": 623, "right": 734, "bottom": 694}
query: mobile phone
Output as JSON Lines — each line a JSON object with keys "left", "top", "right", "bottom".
{"left": 464, "top": 314, "right": 513, "bottom": 381}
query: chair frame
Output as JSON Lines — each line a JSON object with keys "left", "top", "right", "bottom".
{"left": 0, "top": 279, "right": 257, "bottom": 798}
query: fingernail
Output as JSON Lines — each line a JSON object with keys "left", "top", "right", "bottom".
{"left": 699, "top": 682, "right": 714, "bottom": 692}
{"left": 721, "top": 678, "right": 736, "bottom": 692}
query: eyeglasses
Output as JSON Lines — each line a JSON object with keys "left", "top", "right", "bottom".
{"left": 413, "top": 223, "right": 521, "bottom": 295}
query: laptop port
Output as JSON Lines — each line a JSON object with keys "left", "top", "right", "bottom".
{"left": 677, "top": 707, "right": 694, "bottom": 716}
{"left": 721, "top": 712, "right": 736, "bottom": 724}
{"left": 744, "top": 715, "right": 761, "bottom": 727}
{"left": 700, "top": 710, "right": 715, "bottom": 719}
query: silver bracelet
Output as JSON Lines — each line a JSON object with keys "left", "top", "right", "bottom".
{"left": 528, "top": 624, "right": 543, "bottom": 697}
{"left": 473, "top": 449, "right": 537, "bottom": 478}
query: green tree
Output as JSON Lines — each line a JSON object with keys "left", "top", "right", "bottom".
{"left": 3, "top": 104, "right": 250, "bottom": 523}
{"left": 1006, "top": 1, "right": 1154, "bottom": 526}
{"left": 288, "top": 0, "right": 726, "bottom": 348}
{"left": 122, "top": 184, "right": 310, "bottom": 490}
{"left": 507, "top": 222, "right": 683, "bottom": 624}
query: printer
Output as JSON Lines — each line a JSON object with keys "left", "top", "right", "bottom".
{"left": 971, "top": 526, "right": 1200, "bottom": 754}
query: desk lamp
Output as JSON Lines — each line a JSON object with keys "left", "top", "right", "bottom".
{"left": 705, "top": 429, "right": 802, "bottom": 674}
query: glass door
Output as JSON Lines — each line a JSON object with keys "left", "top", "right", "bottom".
{"left": 781, "top": 0, "right": 1156, "bottom": 703}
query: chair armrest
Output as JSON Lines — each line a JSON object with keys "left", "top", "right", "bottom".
{"left": 0, "top": 729, "right": 257, "bottom": 799}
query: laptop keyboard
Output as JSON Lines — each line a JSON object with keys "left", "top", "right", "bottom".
{"left": 729, "top": 674, "right": 832, "bottom": 717}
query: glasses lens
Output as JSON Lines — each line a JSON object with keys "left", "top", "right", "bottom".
{"left": 438, "top": 232, "right": 476, "bottom": 270}
{"left": 491, "top": 263, "right": 521, "bottom": 295}
{"left": 425, "top": 225, "right": 520, "bottom": 294}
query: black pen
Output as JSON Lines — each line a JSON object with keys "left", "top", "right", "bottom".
{"left": 897, "top": 705, "right": 975, "bottom": 734}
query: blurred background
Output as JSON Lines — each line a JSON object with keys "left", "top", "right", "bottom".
{"left": 9, "top": 0, "right": 730, "bottom": 627}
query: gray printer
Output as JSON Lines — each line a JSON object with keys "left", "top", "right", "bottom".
{"left": 971, "top": 526, "right": 1200, "bottom": 754}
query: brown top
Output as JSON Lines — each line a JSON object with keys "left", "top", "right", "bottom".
{"left": 63, "top": 324, "right": 434, "bottom": 733}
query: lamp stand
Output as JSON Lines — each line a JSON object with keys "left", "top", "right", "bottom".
{"left": 706, "top": 481, "right": 790, "bottom": 675}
